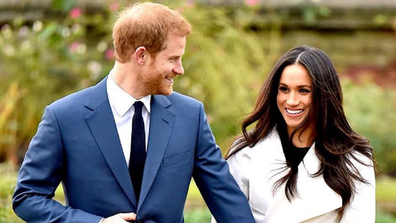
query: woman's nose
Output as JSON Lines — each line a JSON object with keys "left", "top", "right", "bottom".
{"left": 286, "top": 92, "right": 299, "bottom": 106}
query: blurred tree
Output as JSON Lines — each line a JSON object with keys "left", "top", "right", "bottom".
{"left": 0, "top": 3, "right": 115, "bottom": 164}
{"left": 175, "top": 2, "right": 281, "bottom": 151}
{"left": 0, "top": 0, "right": 395, "bottom": 176}
{"left": 0, "top": 0, "right": 281, "bottom": 162}
{"left": 343, "top": 77, "right": 396, "bottom": 176}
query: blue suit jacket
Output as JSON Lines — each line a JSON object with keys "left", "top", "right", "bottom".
{"left": 12, "top": 77, "right": 254, "bottom": 223}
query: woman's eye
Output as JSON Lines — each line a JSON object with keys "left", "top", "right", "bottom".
{"left": 279, "top": 86, "right": 288, "bottom": 92}
{"left": 300, "top": 89, "right": 311, "bottom": 93}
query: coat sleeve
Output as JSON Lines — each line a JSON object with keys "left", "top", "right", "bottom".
{"left": 192, "top": 103, "right": 255, "bottom": 223}
{"left": 340, "top": 154, "right": 376, "bottom": 223}
{"left": 12, "top": 106, "right": 103, "bottom": 223}
{"left": 227, "top": 145, "right": 251, "bottom": 200}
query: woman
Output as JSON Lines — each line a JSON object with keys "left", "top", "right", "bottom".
{"left": 224, "top": 46, "right": 376, "bottom": 222}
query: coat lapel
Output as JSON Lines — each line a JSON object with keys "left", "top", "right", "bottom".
{"left": 138, "top": 95, "right": 175, "bottom": 208}
{"left": 263, "top": 131, "right": 342, "bottom": 223}
{"left": 294, "top": 148, "right": 342, "bottom": 222}
{"left": 84, "top": 77, "right": 137, "bottom": 208}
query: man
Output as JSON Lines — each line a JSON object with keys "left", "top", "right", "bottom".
{"left": 12, "top": 2, "right": 255, "bottom": 223}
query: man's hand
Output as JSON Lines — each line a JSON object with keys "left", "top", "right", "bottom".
{"left": 102, "top": 212, "right": 136, "bottom": 223}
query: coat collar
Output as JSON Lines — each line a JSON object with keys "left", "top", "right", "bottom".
{"left": 254, "top": 129, "right": 342, "bottom": 223}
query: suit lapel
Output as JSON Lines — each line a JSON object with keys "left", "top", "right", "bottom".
{"left": 84, "top": 77, "right": 137, "bottom": 208}
{"left": 138, "top": 95, "right": 175, "bottom": 208}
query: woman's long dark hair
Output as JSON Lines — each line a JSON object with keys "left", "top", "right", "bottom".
{"left": 227, "top": 45, "right": 377, "bottom": 216}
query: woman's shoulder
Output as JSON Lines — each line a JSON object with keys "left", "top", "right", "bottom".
{"left": 348, "top": 150, "right": 374, "bottom": 167}
{"left": 346, "top": 150, "right": 376, "bottom": 184}
{"left": 228, "top": 129, "right": 280, "bottom": 162}
{"left": 227, "top": 141, "right": 253, "bottom": 163}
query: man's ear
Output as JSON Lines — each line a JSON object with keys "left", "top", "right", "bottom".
{"left": 134, "top": 46, "right": 147, "bottom": 65}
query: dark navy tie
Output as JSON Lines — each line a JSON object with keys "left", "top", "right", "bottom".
{"left": 129, "top": 101, "right": 146, "bottom": 202}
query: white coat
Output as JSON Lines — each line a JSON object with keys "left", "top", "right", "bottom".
{"left": 218, "top": 129, "right": 376, "bottom": 223}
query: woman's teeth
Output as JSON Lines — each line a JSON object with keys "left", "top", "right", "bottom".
{"left": 286, "top": 109, "right": 303, "bottom": 114}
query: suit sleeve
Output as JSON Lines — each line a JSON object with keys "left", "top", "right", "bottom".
{"left": 12, "top": 106, "right": 103, "bottom": 223}
{"left": 340, "top": 154, "right": 376, "bottom": 223}
{"left": 210, "top": 145, "right": 252, "bottom": 223}
{"left": 192, "top": 103, "right": 255, "bottom": 223}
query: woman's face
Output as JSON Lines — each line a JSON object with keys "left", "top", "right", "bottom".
{"left": 277, "top": 64, "right": 313, "bottom": 135}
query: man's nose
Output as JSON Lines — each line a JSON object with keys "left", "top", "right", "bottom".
{"left": 173, "top": 61, "right": 184, "bottom": 75}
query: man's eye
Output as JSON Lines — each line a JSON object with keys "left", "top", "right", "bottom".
{"left": 170, "top": 57, "right": 179, "bottom": 62}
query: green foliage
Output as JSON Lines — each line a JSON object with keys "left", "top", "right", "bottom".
{"left": 376, "top": 209, "right": 396, "bottom": 223}
{"left": 175, "top": 4, "right": 281, "bottom": 151}
{"left": 0, "top": 163, "right": 22, "bottom": 223}
{"left": 52, "top": 0, "right": 78, "bottom": 13}
{"left": 184, "top": 208, "right": 210, "bottom": 222}
{"left": 0, "top": 4, "right": 115, "bottom": 162}
{"left": 301, "top": 6, "right": 332, "bottom": 24}
{"left": 377, "top": 176, "right": 396, "bottom": 202}
{"left": 342, "top": 78, "right": 396, "bottom": 175}
{"left": 0, "top": 163, "right": 17, "bottom": 199}
{"left": 0, "top": 206, "right": 23, "bottom": 223}
{"left": 0, "top": 0, "right": 395, "bottom": 177}
{"left": 0, "top": 1, "right": 281, "bottom": 161}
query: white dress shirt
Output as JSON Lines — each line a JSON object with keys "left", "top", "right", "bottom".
{"left": 106, "top": 72, "right": 151, "bottom": 166}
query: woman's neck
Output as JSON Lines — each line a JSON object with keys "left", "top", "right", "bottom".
{"left": 289, "top": 128, "right": 315, "bottom": 148}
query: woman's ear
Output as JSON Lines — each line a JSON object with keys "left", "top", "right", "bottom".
{"left": 134, "top": 46, "right": 147, "bottom": 65}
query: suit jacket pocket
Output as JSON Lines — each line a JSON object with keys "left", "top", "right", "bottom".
{"left": 163, "top": 151, "right": 194, "bottom": 168}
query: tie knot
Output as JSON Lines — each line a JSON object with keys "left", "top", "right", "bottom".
{"left": 134, "top": 101, "right": 144, "bottom": 114}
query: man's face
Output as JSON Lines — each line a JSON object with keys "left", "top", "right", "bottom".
{"left": 140, "top": 33, "right": 186, "bottom": 96}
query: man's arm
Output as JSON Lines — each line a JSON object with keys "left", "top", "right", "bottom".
{"left": 12, "top": 106, "right": 104, "bottom": 223}
{"left": 192, "top": 103, "right": 255, "bottom": 223}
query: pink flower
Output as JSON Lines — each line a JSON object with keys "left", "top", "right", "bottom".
{"left": 105, "top": 48, "right": 115, "bottom": 60}
{"left": 69, "top": 7, "right": 82, "bottom": 19}
{"left": 186, "top": 0, "right": 195, "bottom": 8}
{"left": 246, "top": 0, "right": 258, "bottom": 6}
{"left": 109, "top": 2, "right": 120, "bottom": 12}
{"left": 69, "top": 42, "right": 80, "bottom": 53}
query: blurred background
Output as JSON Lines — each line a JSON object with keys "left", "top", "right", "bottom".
{"left": 0, "top": 0, "right": 395, "bottom": 222}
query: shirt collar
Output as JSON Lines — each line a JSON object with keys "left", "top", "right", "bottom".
{"left": 107, "top": 71, "right": 151, "bottom": 116}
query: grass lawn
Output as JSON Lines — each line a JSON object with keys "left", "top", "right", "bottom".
{"left": 1, "top": 162, "right": 396, "bottom": 222}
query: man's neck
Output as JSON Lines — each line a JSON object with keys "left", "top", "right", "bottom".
{"left": 111, "top": 62, "right": 146, "bottom": 99}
